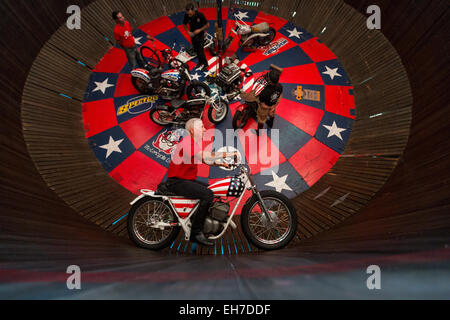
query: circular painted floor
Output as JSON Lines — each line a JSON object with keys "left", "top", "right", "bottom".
{"left": 82, "top": 8, "right": 355, "bottom": 200}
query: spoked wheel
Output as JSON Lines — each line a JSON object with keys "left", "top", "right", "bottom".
{"left": 127, "top": 197, "right": 180, "bottom": 250}
{"left": 207, "top": 99, "right": 229, "bottom": 124}
{"left": 140, "top": 46, "right": 161, "bottom": 69}
{"left": 150, "top": 107, "right": 175, "bottom": 126}
{"left": 241, "top": 190, "right": 297, "bottom": 250}
{"left": 186, "top": 80, "right": 211, "bottom": 99}
{"left": 259, "top": 27, "right": 276, "bottom": 46}
{"left": 169, "top": 58, "right": 186, "bottom": 69}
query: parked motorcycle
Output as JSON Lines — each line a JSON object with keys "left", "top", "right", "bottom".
{"left": 207, "top": 56, "right": 253, "bottom": 102}
{"left": 149, "top": 91, "right": 228, "bottom": 127}
{"left": 127, "top": 156, "right": 297, "bottom": 251}
{"left": 223, "top": 11, "right": 276, "bottom": 51}
{"left": 131, "top": 47, "right": 210, "bottom": 100}
{"left": 232, "top": 73, "right": 267, "bottom": 130}
{"left": 232, "top": 64, "right": 283, "bottom": 130}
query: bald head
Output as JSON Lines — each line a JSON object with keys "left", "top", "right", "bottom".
{"left": 185, "top": 118, "right": 204, "bottom": 141}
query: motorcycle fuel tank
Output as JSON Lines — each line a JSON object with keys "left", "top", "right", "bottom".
{"left": 208, "top": 177, "right": 245, "bottom": 198}
{"left": 161, "top": 69, "right": 181, "bottom": 82}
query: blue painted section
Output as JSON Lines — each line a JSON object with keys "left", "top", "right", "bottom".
{"left": 112, "top": 212, "right": 129, "bottom": 225}
{"left": 315, "top": 112, "right": 354, "bottom": 154}
{"left": 274, "top": 116, "right": 312, "bottom": 159}
{"left": 59, "top": 93, "right": 73, "bottom": 99}
{"left": 87, "top": 126, "right": 136, "bottom": 173}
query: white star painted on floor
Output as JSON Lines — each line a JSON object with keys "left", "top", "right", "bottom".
{"left": 286, "top": 27, "right": 303, "bottom": 39}
{"left": 322, "top": 66, "right": 342, "bottom": 80}
{"left": 92, "top": 78, "right": 114, "bottom": 94}
{"left": 265, "top": 171, "right": 293, "bottom": 193}
{"left": 323, "top": 121, "right": 346, "bottom": 140}
{"left": 100, "top": 136, "right": 124, "bottom": 159}
{"left": 134, "top": 36, "right": 143, "bottom": 46}
{"left": 190, "top": 72, "right": 201, "bottom": 81}
{"left": 234, "top": 11, "right": 249, "bottom": 20}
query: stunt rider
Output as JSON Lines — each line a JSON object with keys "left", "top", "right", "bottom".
{"left": 165, "top": 118, "right": 238, "bottom": 247}
{"left": 240, "top": 65, "right": 283, "bottom": 135}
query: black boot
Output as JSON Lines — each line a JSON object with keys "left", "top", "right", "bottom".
{"left": 191, "top": 232, "right": 214, "bottom": 247}
{"left": 267, "top": 117, "right": 274, "bottom": 128}
{"left": 256, "top": 122, "right": 264, "bottom": 136}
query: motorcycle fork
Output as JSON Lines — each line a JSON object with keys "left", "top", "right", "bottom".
{"left": 246, "top": 172, "right": 273, "bottom": 223}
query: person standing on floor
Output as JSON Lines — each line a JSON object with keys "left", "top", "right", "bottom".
{"left": 112, "top": 11, "right": 146, "bottom": 70}
{"left": 183, "top": 3, "right": 210, "bottom": 71}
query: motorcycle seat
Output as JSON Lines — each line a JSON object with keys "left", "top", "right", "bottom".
{"left": 251, "top": 22, "right": 269, "bottom": 33}
{"left": 171, "top": 99, "right": 186, "bottom": 109}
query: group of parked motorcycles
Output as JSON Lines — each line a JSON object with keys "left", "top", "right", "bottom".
{"left": 126, "top": 11, "right": 297, "bottom": 252}
{"left": 130, "top": 9, "right": 277, "bottom": 129}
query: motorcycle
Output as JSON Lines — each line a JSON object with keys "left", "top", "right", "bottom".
{"left": 232, "top": 64, "right": 283, "bottom": 130}
{"left": 223, "top": 11, "right": 276, "bottom": 51}
{"left": 206, "top": 56, "right": 253, "bottom": 102}
{"left": 131, "top": 42, "right": 210, "bottom": 100}
{"left": 127, "top": 156, "right": 297, "bottom": 251}
{"left": 232, "top": 73, "right": 268, "bottom": 130}
{"left": 149, "top": 91, "right": 228, "bottom": 127}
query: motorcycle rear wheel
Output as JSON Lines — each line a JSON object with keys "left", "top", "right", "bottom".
{"left": 127, "top": 196, "right": 181, "bottom": 250}
{"left": 241, "top": 190, "right": 297, "bottom": 250}
{"left": 140, "top": 46, "right": 162, "bottom": 69}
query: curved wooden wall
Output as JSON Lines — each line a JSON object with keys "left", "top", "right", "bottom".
{"left": 4, "top": 0, "right": 447, "bottom": 259}
{"left": 18, "top": 0, "right": 413, "bottom": 255}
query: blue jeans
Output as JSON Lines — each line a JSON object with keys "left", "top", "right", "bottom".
{"left": 124, "top": 45, "right": 145, "bottom": 70}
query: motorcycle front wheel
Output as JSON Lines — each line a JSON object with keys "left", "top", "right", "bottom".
{"left": 140, "top": 46, "right": 161, "bottom": 69}
{"left": 150, "top": 107, "right": 175, "bottom": 126}
{"left": 127, "top": 196, "right": 181, "bottom": 250}
{"left": 241, "top": 190, "right": 297, "bottom": 250}
{"left": 207, "top": 98, "right": 229, "bottom": 124}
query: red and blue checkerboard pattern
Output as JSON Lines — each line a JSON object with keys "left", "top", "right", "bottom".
{"left": 82, "top": 8, "right": 355, "bottom": 202}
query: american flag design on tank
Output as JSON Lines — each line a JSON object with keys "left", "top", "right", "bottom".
{"left": 208, "top": 177, "right": 245, "bottom": 198}
{"left": 227, "top": 177, "right": 245, "bottom": 197}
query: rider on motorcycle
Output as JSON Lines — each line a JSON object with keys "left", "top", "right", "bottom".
{"left": 240, "top": 65, "right": 283, "bottom": 135}
{"left": 165, "top": 118, "right": 238, "bottom": 247}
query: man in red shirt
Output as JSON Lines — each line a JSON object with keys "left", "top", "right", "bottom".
{"left": 166, "top": 118, "right": 238, "bottom": 246}
{"left": 112, "top": 11, "right": 145, "bottom": 70}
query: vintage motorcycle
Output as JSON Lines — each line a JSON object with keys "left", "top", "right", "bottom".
{"left": 149, "top": 91, "right": 228, "bottom": 127}
{"left": 223, "top": 11, "right": 276, "bottom": 51}
{"left": 207, "top": 56, "right": 253, "bottom": 102}
{"left": 127, "top": 156, "right": 297, "bottom": 251}
{"left": 232, "top": 64, "right": 283, "bottom": 129}
{"left": 131, "top": 47, "right": 210, "bottom": 100}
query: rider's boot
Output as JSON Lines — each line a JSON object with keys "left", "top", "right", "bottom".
{"left": 255, "top": 122, "right": 264, "bottom": 136}
{"left": 267, "top": 116, "right": 274, "bottom": 129}
{"left": 191, "top": 232, "right": 214, "bottom": 247}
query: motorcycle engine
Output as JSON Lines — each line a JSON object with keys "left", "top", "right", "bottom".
{"left": 203, "top": 200, "right": 230, "bottom": 236}
{"left": 159, "top": 79, "right": 182, "bottom": 100}
{"left": 216, "top": 63, "right": 243, "bottom": 94}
